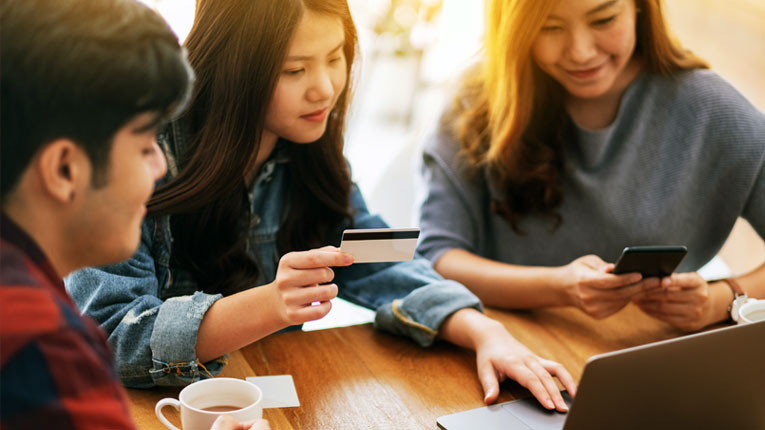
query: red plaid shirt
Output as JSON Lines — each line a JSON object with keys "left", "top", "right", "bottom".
{"left": 0, "top": 213, "right": 135, "bottom": 430}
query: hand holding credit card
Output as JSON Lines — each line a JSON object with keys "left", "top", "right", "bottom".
{"left": 339, "top": 228, "right": 420, "bottom": 263}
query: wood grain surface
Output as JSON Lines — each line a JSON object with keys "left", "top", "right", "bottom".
{"left": 128, "top": 304, "right": 712, "bottom": 429}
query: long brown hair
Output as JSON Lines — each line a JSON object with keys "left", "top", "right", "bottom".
{"left": 454, "top": 0, "right": 708, "bottom": 232}
{"left": 147, "top": 0, "right": 357, "bottom": 296}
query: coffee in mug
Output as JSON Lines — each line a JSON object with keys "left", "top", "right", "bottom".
{"left": 155, "top": 377, "right": 263, "bottom": 430}
{"left": 201, "top": 405, "right": 243, "bottom": 413}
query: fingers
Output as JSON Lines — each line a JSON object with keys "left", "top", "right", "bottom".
{"left": 282, "top": 283, "right": 339, "bottom": 307}
{"left": 271, "top": 248, "right": 351, "bottom": 327}
{"left": 527, "top": 360, "right": 568, "bottom": 412}
{"left": 660, "top": 272, "right": 705, "bottom": 289}
{"left": 541, "top": 359, "right": 577, "bottom": 397}
{"left": 589, "top": 272, "right": 644, "bottom": 290}
{"left": 275, "top": 282, "right": 336, "bottom": 325}
{"left": 301, "top": 299, "right": 333, "bottom": 322}
{"left": 281, "top": 248, "right": 353, "bottom": 270}
{"left": 516, "top": 365, "right": 565, "bottom": 411}
{"left": 581, "top": 278, "right": 661, "bottom": 318}
{"left": 474, "top": 331, "right": 573, "bottom": 412}
{"left": 284, "top": 297, "right": 333, "bottom": 324}
{"left": 277, "top": 267, "right": 336, "bottom": 290}
{"left": 276, "top": 248, "right": 354, "bottom": 288}
{"left": 578, "top": 279, "right": 661, "bottom": 318}
{"left": 609, "top": 277, "right": 661, "bottom": 299}
{"left": 636, "top": 283, "right": 707, "bottom": 303}
{"left": 477, "top": 358, "right": 500, "bottom": 404}
{"left": 492, "top": 356, "right": 568, "bottom": 411}
{"left": 636, "top": 273, "right": 705, "bottom": 298}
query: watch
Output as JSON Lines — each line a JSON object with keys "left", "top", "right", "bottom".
{"left": 723, "top": 278, "right": 749, "bottom": 322}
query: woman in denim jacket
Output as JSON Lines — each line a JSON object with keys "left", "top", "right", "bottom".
{"left": 65, "top": 0, "right": 575, "bottom": 411}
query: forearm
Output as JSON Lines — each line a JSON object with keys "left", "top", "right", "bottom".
{"left": 737, "top": 262, "right": 765, "bottom": 298}
{"left": 434, "top": 248, "right": 570, "bottom": 309}
{"left": 196, "top": 284, "right": 285, "bottom": 362}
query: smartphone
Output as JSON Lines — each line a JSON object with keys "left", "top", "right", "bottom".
{"left": 612, "top": 246, "right": 688, "bottom": 277}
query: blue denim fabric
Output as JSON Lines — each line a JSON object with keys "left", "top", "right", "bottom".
{"left": 65, "top": 120, "right": 482, "bottom": 388}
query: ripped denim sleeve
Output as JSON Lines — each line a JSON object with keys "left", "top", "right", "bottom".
{"left": 148, "top": 291, "right": 226, "bottom": 386}
{"left": 65, "top": 221, "right": 227, "bottom": 388}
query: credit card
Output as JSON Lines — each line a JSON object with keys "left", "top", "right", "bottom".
{"left": 339, "top": 228, "right": 420, "bottom": 263}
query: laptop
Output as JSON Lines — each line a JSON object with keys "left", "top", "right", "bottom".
{"left": 437, "top": 320, "right": 765, "bottom": 430}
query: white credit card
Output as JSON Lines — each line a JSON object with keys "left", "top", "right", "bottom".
{"left": 339, "top": 228, "right": 420, "bottom": 263}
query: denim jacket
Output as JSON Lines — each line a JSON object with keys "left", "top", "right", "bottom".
{"left": 65, "top": 119, "right": 482, "bottom": 388}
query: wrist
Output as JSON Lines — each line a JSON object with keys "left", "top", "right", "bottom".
{"left": 551, "top": 265, "right": 576, "bottom": 307}
{"left": 705, "top": 282, "right": 732, "bottom": 325}
{"left": 473, "top": 318, "right": 510, "bottom": 348}
{"left": 441, "top": 308, "right": 504, "bottom": 350}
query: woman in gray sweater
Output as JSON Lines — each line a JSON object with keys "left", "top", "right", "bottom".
{"left": 418, "top": 0, "right": 765, "bottom": 332}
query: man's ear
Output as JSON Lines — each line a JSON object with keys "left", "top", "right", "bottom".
{"left": 36, "top": 139, "right": 91, "bottom": 204}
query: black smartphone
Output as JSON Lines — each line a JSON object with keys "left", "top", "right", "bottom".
{"left": 612, "top": 246, "right": 688, "bottom": 277}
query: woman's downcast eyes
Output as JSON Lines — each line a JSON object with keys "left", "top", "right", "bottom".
{"left": 282, "top": 57, "right": 343, "bottom": 77}
{"left": 540, "top": 14, "right": 618, "bottom": 33}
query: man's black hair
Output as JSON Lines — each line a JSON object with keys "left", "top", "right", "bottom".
{"left": 1, "top": 0, "right": 193, "bottom": 199}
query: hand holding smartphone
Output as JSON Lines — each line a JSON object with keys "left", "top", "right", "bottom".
{"left": 612, "top": 246, "right": 688, "bottom": 277}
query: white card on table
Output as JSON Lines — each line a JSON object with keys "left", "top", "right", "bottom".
{"left": 246, "top": 375, "right": 300, "bottom": 408}
{"left": 339, "top": 228, "right": 420, "bottom": 263}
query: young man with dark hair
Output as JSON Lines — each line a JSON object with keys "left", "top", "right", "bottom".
{"left": 0, "top": 0, "right": 191, "bottom": 428}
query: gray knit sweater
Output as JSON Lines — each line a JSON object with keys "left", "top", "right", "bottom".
{"left": 418, "top": 70, "right": 765, "bottom": 272}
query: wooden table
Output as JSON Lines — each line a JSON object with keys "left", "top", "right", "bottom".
{"left": 127, "top": 304, "right": 712, "bottom": 429}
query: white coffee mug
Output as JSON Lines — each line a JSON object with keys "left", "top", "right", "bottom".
{"left": 155, "top": 377, "right": 263, "bottom": 430}
{"left": 737, "top": 300, "right": 765, "bottom": 324}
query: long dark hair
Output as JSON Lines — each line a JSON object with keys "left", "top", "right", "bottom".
{"left": 148, "top": 0, "right": 356, "bottom": 296}
{"left": 455, "top": 0, "right": 708, "bottom": 232}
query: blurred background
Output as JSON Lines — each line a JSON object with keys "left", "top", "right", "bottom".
{"left": 140, "top": 0, "right": 764, "bottom": 327}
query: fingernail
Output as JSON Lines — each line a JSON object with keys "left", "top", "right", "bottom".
{"left": 547, "top": 400, "right": 554, "bottom": 409}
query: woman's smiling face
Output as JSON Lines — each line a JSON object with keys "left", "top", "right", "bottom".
{"left": 263, "top": 11, "right": 347, "bottom": 145}
{"left": 531, "top": 0, "right": 639, "bottom": 101}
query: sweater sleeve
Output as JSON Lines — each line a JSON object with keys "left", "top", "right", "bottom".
{"left": 742, "top": 129, "right": 765, "bottom": 240}
{"left": 417, "top": 116, "right": 488, "bottom": 264}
